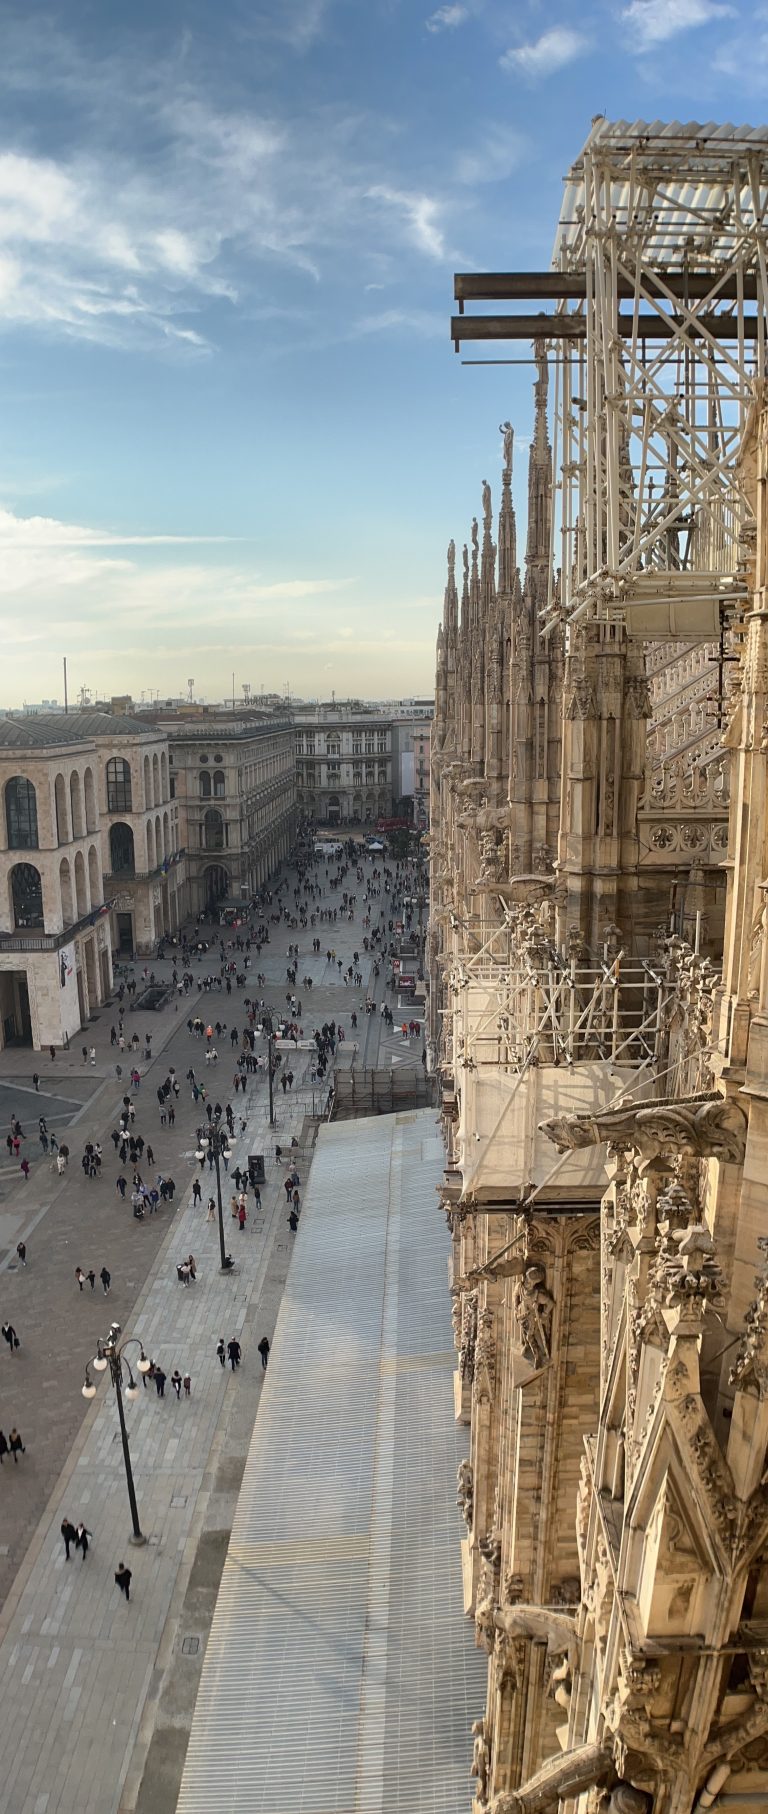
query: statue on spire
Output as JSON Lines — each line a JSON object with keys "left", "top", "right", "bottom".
{"left": 471, "top": 517, "right": 479, "bottom": 560}
{"left": 447, "top": 538, "right": 455, "bottom": 576}
{"left": 482, "top": 480, "right": 492, "bottom": 531}
{"left": 463, "top": 543, "right": 469, "bottom": 582}
{"left": 499, "top": 421, "right": 514, "bottom": 476}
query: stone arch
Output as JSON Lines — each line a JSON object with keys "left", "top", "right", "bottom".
{"left": 10, "top": 861, "right": 44, "bottom": 929}
{"left": 203, "top": 862, "right": 229, "bottom": 906}
{"left": 152, "top": 753, "right": 160, "bottom": 808}
{"left": 109, "top": 822, "right": 135, "bottom": 876}
{"left": 83, "top": 765, "right": 97, "bottom": 832}
{"left": 143, "top": 753, "right": 152, "bottom": 809}
{"left": 162, "top": 810, "right": 170, "bottom": 860}
{"left": 155, "top": 813, "right": 162, "bottom": 865}
{"left": 160, "top": 751, "right": 168, "bottom": 799}
{"left": 5, "top": 775, "right": 39, "bottom": 849}
{"left": 146, "top": 819, "right": 155, "bottom": 870}
{"left": 74, "top": 849, "right": 88, "bottom": 918}
{"left": 212, "top": 768, "right": 225, "bottom": 798}
{"left": 69, "top": 770, "right": 84, "bottom": 840}
{"left": 54, "top": 772, "right": 69, "bottom": 843}
{"left": 199, "top": 770, "right": 212, "bottom": 798}
{"left": 59, "top": 855, "right": 74, "bottom": 925}
{"left": 88, "top": 842, "right": 101, "bottom": 907}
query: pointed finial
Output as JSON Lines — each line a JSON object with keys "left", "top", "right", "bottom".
{"left": 471, "top": 517, "right": 479, "bottom": 560}
{"left": 482, "top": 480, "right": 492, "bottom": 533}
{"left": 447, "top": 538, "right": 455, "bottom": 577}
{"left": 463, "top": 543, "right": 469, "bottom": 582}
{"left": 499, "top": 421, "right": 514, "bottom": 477}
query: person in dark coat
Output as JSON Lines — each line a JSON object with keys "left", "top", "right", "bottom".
{"left": 2, "top": 1322, "right": 19, "bottom": 1353}
{"left": 115, "top": 1563, "right": 132, "bottom": 1601}
{"left": 0, "top": 1431, "right": 9, "bottom": 1464}
{"left": 227, "top": 1337, "right": 241, "bottom": 1370}
{"left": 9, "top": 1428, "right": 25, "bottom": 1461}
{"left": 75, "top": 1522, "right": 92, "bottom": 1559}
{"left": 61, "top": 1519, "right": 77, "bottom": 1560}
{"left": 257, "top": 1336, "right": 270, "bottom": 1370}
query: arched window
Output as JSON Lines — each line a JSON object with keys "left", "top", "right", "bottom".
{"left": 109, "top": 823, "right": 135, "bottom": 876}
{"left": 11, "top": 862, "right": 44, "bottom": 929}
{"left": 147, "top": 820, "right": 155, "bottom": 870}
{"left": 74, "top": 850, "right": 88, "bottom": 918}
{"left": 106, "top": 758, "right": 132, "bottom": 813}
{"left": 143, "top": 753, "right": 152, "bottom": 808}
{"left": 5, "top": 777, "right": 38, "bottom": 849}
{"left": 212, "top": 769, "right": 225, "bottom": 797}
{"left": 59, "top": 857, "right": 73, "bottom": 925}
{"left": 54, "top": 772, "right": 68, "bottom": 843}
{"left": 152, "top": 753, "right": 160, "bottom": 807}
{"left": 199, "top": 771, "right": 212, "bottom": 798}
{"left": 203, "top": 808, "right": 224, "bottom": 851}
{"left": 161, "top": 751, "right": 168, "bottom": 798}
{"left": 84, "top": 767, "right": 97, "bottom": 832}
{"left": 162, "top": 810, "right": 170, "bottom": 860}
{"left": 69, "top": 771, "right": 84, "bottom": 839}
{"left": 155, "top": 814, "right": 162, "bottom": 866}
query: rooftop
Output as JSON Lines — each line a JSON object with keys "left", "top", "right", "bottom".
{"left": 0, "top": 709, "right": 160, "bottom": 749}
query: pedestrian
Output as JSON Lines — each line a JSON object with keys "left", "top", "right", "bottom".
{"left": 2, "top": 1321, "right": 20, "bottom": 1352}
{"left": 0, "top": 1431, "right": 7, "bottom": 1465}
{"left": 75, "top": 1266, "right": 85, "bottom": 1291}
{"left": 257, "top": 1336, "right": 270, "bottom": 1369}
{"left": 82, "top": 1046, "right": 88, "bottom": 1064}
{"left": 9, "top": 1427, "right": 25, "bottom": 1461}
{"left": 100, "top": 1266, "right": 111, "bottom": 1296}
{"left": 146, "top": 1144, "right": 154, "bottom": 1168}
{"left": 227, "top": 1337, "right": 241, "bottom": 1370}
{"left": 116, "top": 1175, "right": 127, "bottom": 1198}
{"left": 183, "top": 1372, "right": 191, "bottom": 1396}
{"left": 32, "top": 1071, "right": 39, "bottom": 1091}
{"left": 86, "top": 1270, "right": 96, "bottom": 1292}
{"left": 216, "top": 1337, "right": 226, "bottom": 1367}
{"left": 238, "top": 1204, "right": 247, "bottom": 1231}
{"left": 208, "top": 1196, "right": 216, "bottom": 1222}
{"left": 115, "top": 1562, "right": 132, "bottom": 1601}
{"left": 288, "top": 1209, "right": 298, "bottom": 1233}
{"left": 20, "top": 1157, "right": 29, "bottom": 1180}
{"left": 16, "top": 1241, "right": 26, "bottom": 1266}
{"left": 171, "top": 1369, "right": 182, "bottom": 1398}
{"left": 192, "top": 1178, "right": 202, "bottom": 1205}
{"left": 75, "top": 1522, "right": 92, "bottom": 1559}
{"left": 292, "top": 1188, "right": 300, "bottom": 1213}
{"left": 61, "top": 1518, "right": 77, "bottom": 1559}
{"left": 154, "top": 1366, "right": 166, "bottom": 1398}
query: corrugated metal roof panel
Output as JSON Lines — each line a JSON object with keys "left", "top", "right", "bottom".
{"left": 177, "top": 1111, "right": 485, "bottom": 1813}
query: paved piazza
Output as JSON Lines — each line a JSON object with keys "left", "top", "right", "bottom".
{"left": 0, "top": 849, "right": 429, "bottom": 1814}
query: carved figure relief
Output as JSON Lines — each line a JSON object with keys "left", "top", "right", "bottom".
{"left": 511, "top": 1262, "right": 554, "bottom": 1369}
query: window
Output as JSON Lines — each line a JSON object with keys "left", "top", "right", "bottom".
{"left": 11, "top": 862, "right": 43, "bottom": 929}
{"left": 109, "top": 823, "right": 135, "bottom": 875}
{"left": 213, "top": 770, "right": 225, "bottom": 798}
{"left": 106, "top": 758, "right": 132, "bottom": 814}
{"left": 5, "top": 776, "right": 38, "bottom": 849}
{"left": 200, "top": 771, "right": 212, "bottom": 798}
{"left": 203, "top": 808, "right": 225, "bottom": 851}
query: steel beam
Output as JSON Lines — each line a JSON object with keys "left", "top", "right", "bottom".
{"left": 451, "top": 313, "right": 763, "bottom": 345}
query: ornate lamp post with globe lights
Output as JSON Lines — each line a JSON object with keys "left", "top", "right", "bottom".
{"left": 82, "top": 1322, "right": 150, "bottom": 1545}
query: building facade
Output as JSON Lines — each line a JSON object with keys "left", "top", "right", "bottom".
{"left": 0, "top": 710, "right": 185, "bottom": 1048}
{"left": 164, "top": 716, "right": 295, "bottom": 912}
{"left": 293, "top": 706, "right": 393, "bottom": 825}
{"left": 429, "top": 118, "right": 768, "bottom": 1814}
{"left": 391, "top": 714, "right": 432, "bottom": 828}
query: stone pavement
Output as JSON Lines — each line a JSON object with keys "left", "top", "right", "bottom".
{"left": 0, "top": 848, "right": 417, "bottom": 1814}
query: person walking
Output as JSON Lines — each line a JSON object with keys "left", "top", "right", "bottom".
{"left": 16, "top": 1241, "right": 26, "bottom": 1267}
{"left": 75, "top": 1522, "right": 92, "bottom": 1560}
{"left": 171, "top": 1369, "right": 182, "bottom": 1399}
{"left": 216, "top": 1337, "right": 226, "bottom": 1368}
{"left": 9, "top": 1427, "right": 25, "bottom": 1461}
{"left": 237, "top": 1203, "right": 247, "bottom": 1232}
{"left": 20, "top": 1156, "right": 30, "bottom": 1180}
{"left": 75, "top": 1267, "right": 85, "bottom": 1291}
{"left": 183, "top": 1373, "right": 191, "bottom": 1397}
{"left": 288, "top": 1209, "right": 299, "bottom": 1233}
{"left": 257, "top": 1336, "right": 270, "bottom": 1370}
{"left": 208, "top": 1196, "right": 216, "bottom": 1223}
{"left": 154, "top": 1366, "right": 166, "bottom": 1398}
{"left": 192, "top": 1177, "right": 202, "bottom": 1206}
{"left": 115, "top": 1562, "right": 132, "bottom": 1601}
{"left": 100, "top": 1266, "right": 111, "bottom": 1296}
{"left": 86, "top": 1269, "right": 96, "bottom": 1292}
{"left": 32, "top": 1072, "right": 39, "bottom": 1091}
{"left": 2, "top": 1321, "right": 20, "bottom": 1353}
{"left": 116, "top": 1175, "right": 127, "bottom": 1199}
{"left": 0, "top": 1432, "right": 7, "bottom": 1465}
{"left": 227, "top": 1337, "right": 242, "bottom": 1370}
{"left": 61, "top": 1518, "right": 77, "bottom": 1560}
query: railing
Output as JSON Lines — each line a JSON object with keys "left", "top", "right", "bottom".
{"left": 0, "top": 897, "right": 118, "bottom": 953}
{"left": 103, "top": 848, "right": 186, "bottom": 885}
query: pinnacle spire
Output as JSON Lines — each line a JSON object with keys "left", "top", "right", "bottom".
{"left": 497, "top": 421, "right": 517, "bottom": 595}
{"left": 443, "top": 537, "right": 458, "bottom": 637}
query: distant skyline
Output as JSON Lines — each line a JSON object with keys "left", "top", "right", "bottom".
{"left": 0, "top": 1, "right": 760, "bottom": 706}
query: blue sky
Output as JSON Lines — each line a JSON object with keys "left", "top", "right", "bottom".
{"left": 0, "top": 0, "right": 760, "bottom": 706}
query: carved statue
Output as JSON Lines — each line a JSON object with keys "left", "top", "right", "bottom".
{"left": 478, "top": 831, "right": 505, "bottom": 883}
{"left": 472, "top": 517, "right": 479, "bottom": 559}
{"left": 482, "top": 479, "right": 492, "bottom": 529}
{"left": 499, "top": 421, "right": 514, "bottom": 474}
{"left": 447, "top": 537, "right": 455, "bottom": 575}
{"left": 493, "top": 1602, "right": 579, "bottom": 1669}
{"left": 457, "top": 1458, "right": 474, "bottom": 1527}
{"left": 511, "top": 1262, "right": 554, "bottom": 1369}
{"left": 487, "top": 1741, "right": 614, "bottom": 1813}
{"left": 471, "top": 1717, "right": 491, "bottom": 1803}
{"left": 540, "top": 1093, "right": 748, "bottom": 1169}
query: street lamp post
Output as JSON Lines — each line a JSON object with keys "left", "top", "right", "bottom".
{"left": 196, "top": 1108, "right": 233, "bottom": 1272}
{"left": 261, "top": 1013, "right": 276, "bottom": 1127}
{"left": 82, "top": 1324, "right": 150, "bottom": 1546}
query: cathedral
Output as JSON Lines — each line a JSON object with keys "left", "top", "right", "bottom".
{"left": 429, "top": 119, "right": 768, "bottom": 1814}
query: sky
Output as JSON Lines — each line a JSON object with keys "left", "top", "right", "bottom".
{"left": 0, "top": 0, "right": 761, "bottom": 707}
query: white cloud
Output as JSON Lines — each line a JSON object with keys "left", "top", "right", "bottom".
{"left": 454, "top": 125, "right": 527, "bottom": 186}
{"left": 501, "top": 25, "right": 588, "bottom": 75}
{"left": 426, "top": 4, "right": 468, "bottom": 32}
{"left": 621, "top": 0, "right": 734, "bottom": 46}
{"left": 352, "top": 307, "right": 445, "bottom": 337}
{"left": 366, "top": 185, "right": 446, "bottom": 260}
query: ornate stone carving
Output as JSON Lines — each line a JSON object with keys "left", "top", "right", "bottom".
{"left": 540, "top": 1092, "right": 747, "bottom": 1169}
{"left": 493, "top": 1602, "right": 579, "bottom": 1669}
{"left": 566, "top": 677, "right": 598, "bottom": 720}
{"left": 623, "top": 674, "right": 653, "bottom": 719}
{"left": 487, "top": 1743, "right": 614, "bottom": 1813}
{"left": 511, "top": 1262, "right": 554, "bottom": 1370}
{"left": 471, "top": 1715, "right": 491, "bottom": 1805}
{"left": 730, "top": 1237, "right": 768, "bottom": 1399}
{"left": 457, "top": 1458, "right": 474, "bottom": 1528}
{"left": 460, "top": 1291, "right": 478, "bottom": 1380}
{"left": 473, "top": 1308, "right": 496, "bottom": 1404}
